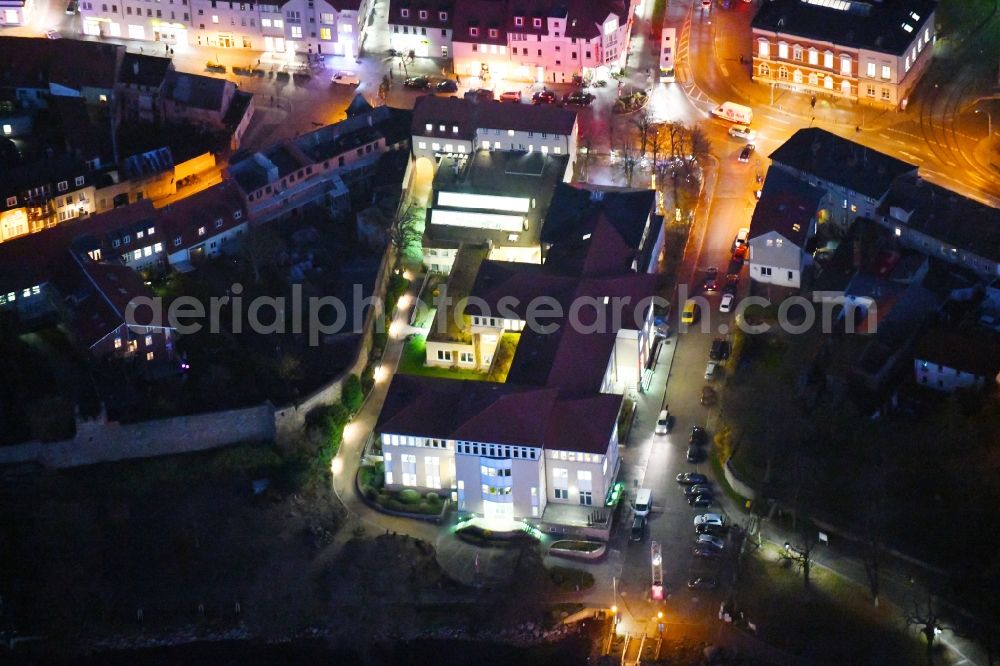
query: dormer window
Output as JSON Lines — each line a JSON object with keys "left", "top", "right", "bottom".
{"left": 233, "top": 210, "right": 242, "bottom": 219}
{"left": 514, "top": 16, "right": 522, "bottom": 26}
{"left": 532, "top": 17, "right": 541, "bottom": 28}
{"left": 400, "top": 8, "right": 408, "bottom": 18}
{"left": 470, "top": 26, "right": 478, "bottom": 36}
{"left": 418, "top": 9, "right": 427, "bottom": 19}
{"left": 439, "top": 11, "right": 447, "bottom": 21}
{"left": 489, "top": 28, "right": 497, "bottom": 38}
{"left": 425, "top": 123, "right": 433, "bottom": 131}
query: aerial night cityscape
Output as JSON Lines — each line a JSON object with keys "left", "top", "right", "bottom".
{"left": 0, "top": 0, "right": 999, "bottom": 662}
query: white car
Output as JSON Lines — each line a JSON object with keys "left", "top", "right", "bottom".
{"left": 45, "top": 29, "right": 61, "bottom": 39}
{"left": 704, "top": 361, "right": 718, "bottom": 380}
{"left": 332, "top": 71, "right": 360, "bottom": 86}
{"left": 728, "top": 125, "right": 756, "bottom": 142}
{"left": 719, "top": 293, "right": 735, "bottom": 313}
{"left": 698, "top": 534, "right": 725, "bottom": 550}
{"left": 655, "top": 409, "right": 670, "bottom": 435}
{"left": 695, "top": 513, "right": 725, "bottom": 527}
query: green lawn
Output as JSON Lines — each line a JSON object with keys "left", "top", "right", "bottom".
{"left": 736, "top": 548, "right": 927, "bottom": 665}
{"left": 937, "top": 0, "right": 995, "bottom": 33}
{"left": 396, "top": 335, "right": 486, "bottom": 381}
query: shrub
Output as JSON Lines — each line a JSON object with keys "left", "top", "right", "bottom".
{"left": 425, "top": 492, "right": 439, "bottom": 502}
{"left": 398, "top": 488, "right": 422, "bottom": 504}
{"left": 342, "top": 374, "right": 364, "bottom": 413}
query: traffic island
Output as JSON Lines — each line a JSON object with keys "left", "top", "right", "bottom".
{"left": 548, "top": 540, "right": 607, "bottom": 561}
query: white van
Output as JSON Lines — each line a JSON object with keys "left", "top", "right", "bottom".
{"left": 635, "top": 488, "right": 652, "bottom": 517}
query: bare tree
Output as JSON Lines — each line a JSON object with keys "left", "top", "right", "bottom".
{"left": 239, "top": 224, "right": 284, "bottom": 284}
{"left": 615, "top": 142, "right": 640, "bottom": 188}
{"left": 853, "top": 462, "right": 894, "bottom": 607}
{"left": 688, "top": 125, "right": 712, "bottom": 163}
{"left": 780, "top": 519, "right": 820, "bottom": 589}
{"left": 629, "top": 109, "right": 655, "bottom": 159}
{"left": 385, "top": 203, "right": 423, "bottom": 267}
{"left": 649, "top": 123, "right": 667, "bottom": 173}
{"left": 907, "top": 595, "right": 952, "bottom": 666}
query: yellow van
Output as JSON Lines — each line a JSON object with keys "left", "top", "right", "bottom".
{"left": 681, "top": 299, "right": 699, "bottom": 325}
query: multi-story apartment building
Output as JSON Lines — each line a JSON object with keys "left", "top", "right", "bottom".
{"left": 449, "top": 0, "right": 635, "bottom": 84}
{"left": 0, "top": 0, "right": 29, "bottom": 26}
{"left": 387, "top": 0, "right": 453, "bottom": 58}
{"left": 229, "top": 98, "right": 411, "bottom": 222}
{"left": 768, "top": 128, "right": 916, "bottom": 230}
{"left": 378, "top": 184, "right": 663, "bottom": 527}
{"left": 751, "top": 0, "right": 937, "bottom": 108}
{"left": 80, "top": 0, "right": 368, "bottom": 56}
{"left": 410, "top": 95, "right": 578, "bottom": 167}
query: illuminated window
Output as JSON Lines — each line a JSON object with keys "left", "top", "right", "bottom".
{"left": 823, "top": 51, "right": 833, "bottom": 69}
{"left": 866, "top": 62, "right": 876, "bottom": 77}
{"left": 881, "top": 64, "right": 890, "bottom": 79}
{"left": 320, "top": 27, "right": 331, "bottom": 40}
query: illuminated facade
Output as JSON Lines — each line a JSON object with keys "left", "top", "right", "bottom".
{"left": 0, "top": 0, "right": 29, "bottom": 26}
{"left": 751, "top": 0, "right": 937, "bottom": 108}
{"left": 80, "top": 0, "right": 367, "bottom": 55}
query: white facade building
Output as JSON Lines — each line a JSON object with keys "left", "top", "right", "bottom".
{"left": 0, "top": 0, "right": 29, "bottom": 26}
{"left": 80, "top": 0, "right": 367, "bottom": 55}
{"left": 387, "top": 0, "right": 452, "bottom": 58}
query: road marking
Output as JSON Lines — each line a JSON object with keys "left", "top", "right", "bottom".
{"left": 898, "top": 151, "right": 921, "bottom": 162}
{"left": 878, "top": 133, "right": 891, "bottom": 140}
{"left": 719, "top": 64, "right": 728, "bottom": 77}
{"left": 769, "top": 116, "right": 791, "bottom": 125}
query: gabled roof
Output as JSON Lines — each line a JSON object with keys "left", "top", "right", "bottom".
{"left": 411, "top": 94, "right": 577, "bottom": 141}
{"left": 452, "top": 0, "right": 509, "bottom": 43}
{"left": 162, "top": 70, "right": 231, "bottom": 111}
{"left": 752, "top": 0, "right": 937, "bottom": 56}
{"left": 376, "top": 374, "right": 621, "bottom": 453}
{"left": 769, "top": 128, "right": 917, "bottom": 200}
{"left": 388, "top": 0, "right": 453, "bottom": 28}
{"left": 541, "top": 183, "right": 655, "bottom": 250}
{"left": 880, "top": 174, "right": 1000, "bottom": 264}
{"left": 118, "top": 52, "right": 172, "bottom": 88}
{"left": 158, "top": 181, "right": 247, "bottom": 252}
{"left": 748, "top": 167, "right": 825, "bottom": 246}
{"left": 913, "top": 326, "right": 1000, "bottom": 379}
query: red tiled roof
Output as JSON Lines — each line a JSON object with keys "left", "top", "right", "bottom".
{"left": 158, "top": 181, "right": 248, "bottom": 253}
{"left": 412, "top": 94, "right": 577, "bottom": 141}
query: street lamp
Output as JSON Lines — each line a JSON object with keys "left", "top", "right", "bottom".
{"left": 975, "top": 108, "right": 993, "bottom": 138}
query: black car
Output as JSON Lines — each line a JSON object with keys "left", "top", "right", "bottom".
{"left": 696, "top": 523, "right": 727, "bottom": 537}
{"left": 686, "top": 446, "right": 703, "bottom": 463}
{"left": 464, "top": 88, "right": 495, "bottom": 102}
{"left": 532, "top": 89, "right": 557, "bottom": 104}
{"left": 436, "top": 79, "right": 458, "bottom": 92}
{"left": 738, "top": 144, "right": 755, "bottom": 162}
{"left": 684, "top": 484, "right": 712, "bottom": 497}
{"left": 404, "top": 76, "right": 431, "bottom": 89}
{"left": 690, "top": 425, "right": 707, "bottom": 446}
{"left": 688, "top": 494, "right": 713, "bottom": 507}
{"left": 687, "top": 576, "right": 719, "bottom": 590}
{"left": 563, "top": 91, "right": 595, "bottom": 106}
{"left": 676, "top": 472, "right": 709, "bottom": 485}
{"left": 723, "top": 274, "right": 739, "bottom": 295}
{"left": 693, "top": 546, "right": 722, "bottom": 559}
{"left": 710, "top": 337, "right": 731, "bottom": 361}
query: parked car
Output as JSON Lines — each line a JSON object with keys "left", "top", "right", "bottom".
{"left": 754, "top": 188, "right": 762, "bottom": 200}
{"left": 331, "top": 71, "right": 360, "bottom": 86}
{"left": 696, "top": 523, "right": 727, "bottom": 537}
{"left": 694, "top": 513, "right": 725, "bottom": 527}
{"left": 728, "top": 125, "right": 756, "bottom": 141}
{"left": 734, "top": 227, "right": 750, "bottom": 247}
{"left": 464, "top": 88, "right": 495, "bottom": 101}
{"left": 499, "top": 90, "right": 522, "bottom": 102}
{"left": 704, "top": 361, "right": 718, "bottom": 380}
{"left": 724, "top": 274, "right": 739, "bottom": 294}
{"left": 45, "top": 29, "right": 61, "bottom": 39}
{"left": 404, "top": 76, "right": 431, "bottom": 89}
{"left": 719, "top": 293, "right": 735, "bottom": 313}
{"left": 689, "top": 494, "right": 713, "bottom": 507}
{"left": 700, "top": 385, "right": 717, "bottom": 406}
{"left": 693, "top": 545, "right": 722, "bottom": 559}
{"left": 688, "top": 576, "right": 719, "bottom": 590}
{"left": 532, "top": 89, "right": 557, "bottom": 104}
{"left": 684, "top": 484, "right": 712, "bottom": 497}
{"left": 676, "top": 472, "right": 708, "bottom": 485}
{"left": 697, "top": 534, "right": 725, "bottom": 550}
{"left": 630, "top": 514, "right": 647, "bottom": 542}
{"left": 563, "top": 91, "right": 595, "bottom": 106}
{"left": 738, "top": 144, "right": 755, "bottom": 162}
{"left": 690, "top": 425, "right": 707, "bottom": 446}
{"left": 686, "top": 446, "right": 704, "bottom": 463}
{"left": 709, "top": 337, "right": 730, "bottom": 361}
{"left": 436, "top": 79, "right": 458, "bottom": 92}
{"left": 655, "top": 408, "right": 673, "bottom": 435}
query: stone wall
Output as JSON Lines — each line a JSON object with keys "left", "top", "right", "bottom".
{"left": 0, "top": 404, "right": 275, "bottom": 469}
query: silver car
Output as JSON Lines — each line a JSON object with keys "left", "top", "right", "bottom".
{"left": 698, "top": 534, "right": 725, "bottom": 550}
